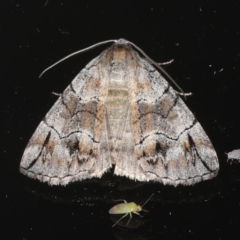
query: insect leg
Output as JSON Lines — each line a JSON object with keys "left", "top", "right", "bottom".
{"left": 126, "top": 212, "right": 132, "bottom": 226}
{"left": 112, "top": 213, "right": 128, "bottom": 227}
{"left": 133, "top": 212, "right": 143, "bottom": 217}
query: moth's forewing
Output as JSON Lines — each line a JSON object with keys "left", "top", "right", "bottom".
{"left": 20, "top": 55, "right": 112, "bottom": 185}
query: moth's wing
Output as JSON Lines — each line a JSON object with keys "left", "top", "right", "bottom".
{"left": 20, "top": 57, "right": 112, "bottom": 185}
{"left": 114, "top": 57, "right": 219, "bottom": 186}
{"left": 112, "top": 104, "right": 137, "bottom": 176}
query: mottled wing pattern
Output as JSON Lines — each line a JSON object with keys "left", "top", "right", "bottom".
{"left": 21, "top": 39, "right": 219, "bottom": 186}
{"left": 20, "top": 56, "right": 112, "bottom": 185}
{"left": 114, "top": 50, "right": 219, "bottom": 186}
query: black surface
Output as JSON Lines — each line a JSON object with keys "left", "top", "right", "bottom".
{"left": 2, "top": 1, "right": 240, "bottom": 239}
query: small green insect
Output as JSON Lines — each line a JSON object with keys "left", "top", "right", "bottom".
{"left": 109, "top": 194, "right": 154, "bottom": 227}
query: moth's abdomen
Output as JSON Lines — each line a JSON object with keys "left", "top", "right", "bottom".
{"left": 106, "top": 87, "right": 129, "bottom": 140}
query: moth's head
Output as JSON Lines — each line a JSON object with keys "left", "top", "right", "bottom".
{"left": 116, "top": 38, "right": 129, "bottom": 45}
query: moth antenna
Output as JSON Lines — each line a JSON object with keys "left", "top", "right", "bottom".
{"left": 128, "top": 41, "right": 189, "bottom": 100}
{"left": 140, "top": 193, "right": 154, "bottom": 208}
{"left": 39, "top": 39, "right": 117, "bottom": 78}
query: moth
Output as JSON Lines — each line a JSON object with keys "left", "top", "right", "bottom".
{"left": 226, "top": 149, "right": 240, "bottom": 163}
{"left": 109, "top": 193, "right": 154, "bottom": 227}
{"left": 20, "top": 39, "right": 219, "bottom": 186}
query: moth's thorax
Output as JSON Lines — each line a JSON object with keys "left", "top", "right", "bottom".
{"left": 105, "top": 44, "right": 136, "bottom": 84}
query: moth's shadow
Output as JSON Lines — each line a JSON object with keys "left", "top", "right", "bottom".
{"left": 21, "top": 167, "right": 221, "bottom": 205}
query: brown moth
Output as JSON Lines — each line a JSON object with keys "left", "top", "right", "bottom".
{"left": 20, "top": 39, "right": 219, "bottom": 186}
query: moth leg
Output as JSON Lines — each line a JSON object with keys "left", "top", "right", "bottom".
{"left": 112, "top": 213, "right": 128, "bottom": 228}
{"left": 51, "top": 92, "right": 61, "bottom": 96}
{"left": 157, "top": 59, "right": 174, "bottom": 65}
{"left": 175, "top": 91, "right": 192, "bottom": 97}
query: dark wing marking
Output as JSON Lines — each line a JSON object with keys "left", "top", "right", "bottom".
{"left": 20, "top": 56, "right": 111, "bottom": 185}
{"left": 115, "top": 54, "right": 219, "bottom": 186}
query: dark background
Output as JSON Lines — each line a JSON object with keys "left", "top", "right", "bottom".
{"left": 2, "top": 1, "right": 240, "bottom": 239}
